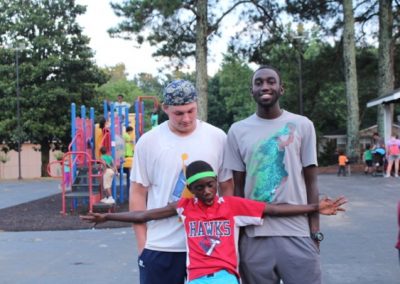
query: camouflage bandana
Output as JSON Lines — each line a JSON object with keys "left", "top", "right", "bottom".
{"left": 163, "top": 79, "right": 197, "bottom": 105}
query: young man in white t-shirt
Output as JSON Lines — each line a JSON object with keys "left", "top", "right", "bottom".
{"left": 224, "top": 65, "right": 323, "bottom": 284}
{"left": 130, "top": 79, "right": 232, "bottom": 284}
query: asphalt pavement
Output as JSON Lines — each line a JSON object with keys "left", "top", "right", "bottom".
{"left": 0, "top": 173, "right": 399, "bottom": 284}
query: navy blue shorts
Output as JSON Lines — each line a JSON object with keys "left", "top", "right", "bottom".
{"left": 138, "top": 248, "right": 186, "bottom": 284}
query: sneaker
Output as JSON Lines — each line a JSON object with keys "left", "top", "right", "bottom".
{"left": 104, "top": 197, "right": 116, "bottom": 204}
{"left": 384, "top": 174, "right": 390, "bottom": 178}
{"left": 100, "top": 197, "right": 109, "bottom": 203}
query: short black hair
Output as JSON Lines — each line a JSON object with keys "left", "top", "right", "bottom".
{"left": 251, "top": 65, "right": 282, "bottom": 85}
{"left": 100, "top": 146, "right": 107, "bottom": 155}
{"left": 99, "top": 117, "right": 106, "bottom": 129}
{"left": 186, "top": 160, "right": 215, "bottom": 183}
{"left": 126, "top": 126, "right": 133, "bottom": 132}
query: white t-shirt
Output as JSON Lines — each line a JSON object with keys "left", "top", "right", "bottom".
{"left": 224, "top": 111, "right": 317, "bottom": 237}
{"left": 131, "top": 120, "right": 231, "bottom": 252}
{"left": 114, "top": 101, "right": 131, "bottom": 113}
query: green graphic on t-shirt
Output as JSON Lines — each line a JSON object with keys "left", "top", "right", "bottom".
{"left": 248, "top": 123, "right": 296, "bottom": 202}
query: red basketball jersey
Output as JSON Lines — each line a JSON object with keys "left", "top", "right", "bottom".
{"left": 177, "top": 196, "right": 265, "bottom": 281}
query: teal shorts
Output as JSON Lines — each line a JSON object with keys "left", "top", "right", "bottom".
{"left": 188, "top": 269, "right": 239, "bottom": 284}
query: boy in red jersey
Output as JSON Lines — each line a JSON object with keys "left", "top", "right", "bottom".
{"left": 81, "top": 161, "right": 346, "bottom": 283}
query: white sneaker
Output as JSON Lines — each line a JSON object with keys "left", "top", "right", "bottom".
{"left": 104, "top": 197, "right": 116, "bottom": 204}
{"left": 384, "top": 174, "right": 390, "bottom": 178}
{"left": 100, "top": 197, "right": 109, "bottom": 203}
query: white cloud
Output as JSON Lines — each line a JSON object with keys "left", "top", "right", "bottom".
{"left": 76, "top": 0, "right": 163, "bottom": 79}
{"left": 75, "top": 0, "right": 251, "bottom": 79}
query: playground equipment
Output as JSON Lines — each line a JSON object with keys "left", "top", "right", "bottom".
{"left": 47, "top": 102, "right": 134, "bottom": 215}
{"left": 134, "top": 96, "right": 159, "bottom": 142}
{"left": 47, "top": 151, "right": 104, "bottom": 214}
{"left": 47, "top": 95, "right": 159, "bottom": 215}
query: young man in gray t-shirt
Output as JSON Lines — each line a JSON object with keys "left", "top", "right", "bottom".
{"left": 224, "top": 65, "right": 322, "bottom": 284}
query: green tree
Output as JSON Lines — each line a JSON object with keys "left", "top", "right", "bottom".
{"left": 0, "top": 0, "right": 108, "bottom": 177}
{"left": 218, "top": 53, "right": 254, "bottom": 122}
{"left": 97, "top": 78, "right": 144, "bottom": 106}
{"left": 283, "top": 1, "right": 361, "bottom": 157}
{"left": 342, "top": 0, "right": 360, "bottom": 159}
{"left": 377, "top": 0, "right": 394, "bottom": 137}
{"left": 208, "top": 53, "right": 253, "bottom": 131}
{"left": 208, "top": 74, "right": 229, "bottom": 131}
{"left": 109, "top": 0, "right": 285, "bottom": 121}
{"left": 102, "top": 63, "right": 129, "bottom": 82}
{"left": 134, "top": 73, "right": 164, "bottom": 99}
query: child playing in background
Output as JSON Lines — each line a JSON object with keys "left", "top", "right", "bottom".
{"left": 385, "top": 135, "right": 400, "bottom": 178}
{"left": 63, "top": 159, "right": 71, "bottom": 189}
{"left": 363, "top": 144, "right": 373, "bottom": 175}
{"left": 150, "top": 107, "right": 159, "bottom": 129}
{"left": 337, "top": 150, "right": 349, "bottom": 177}
{"left": 81, "top": 160, "right": 347, "bottom": 283}
{"left": 100, "top": 146, "right": 118, "bottom": 204}
{"left": 122, "top": 126, "right": 134, "bottom": 187}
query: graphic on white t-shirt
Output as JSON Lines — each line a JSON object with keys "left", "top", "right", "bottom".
{"left": 170, "top": 153, "right": 193, "bottom": 201}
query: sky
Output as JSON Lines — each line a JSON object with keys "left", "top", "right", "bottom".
{"left": 75, "top": 0, "right": 233, "bottom": 79}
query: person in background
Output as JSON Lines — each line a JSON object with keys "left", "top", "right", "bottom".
{"left": 151, "top": 107, "right": 159, "bottom": 128}
{"left": 372, "top": 132, "right": 385, "bottom": 150}
{"left": 63, "top": 159, "right": 71, "bottom": 189}
{"left": 337, "top": 150, "right": 349, "bottom": 177}
{"left": 385, "top": 135, "right": 400, "bottom": 178}
{"left": 115, "top": 94, "right": 131, "bottom": 113}
{"left": 100, "top": 146, "right": 118, "bottom": 204}
{"left": 95, "top": 117, "right": 110, "bottom": 159}
{"left": 363, "top": 144, "right": 373, "bottom": 175}
{"left": 123, "top": 126, "right": 134, "bottom": 188}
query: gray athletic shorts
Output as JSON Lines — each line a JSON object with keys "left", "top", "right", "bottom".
{"left": 239, "top": 235, "right": 321, "bottom": 284}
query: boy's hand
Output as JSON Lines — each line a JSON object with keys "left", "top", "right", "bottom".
{"left": 80, "top": 212, "right": 107, "bottom": 224}
{"left": 318, "top": 196, "right": 347, "bottom": 215}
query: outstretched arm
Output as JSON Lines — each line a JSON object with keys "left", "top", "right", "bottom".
{"left": 263, "top": 196, "right": 347, "bottom": 217}
{"left": 80, "top": 202, "right": 177, "bottom": 224}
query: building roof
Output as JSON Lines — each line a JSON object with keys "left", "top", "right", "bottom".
{"left": 367, "top": 88, "right": 400, "bottom": 107}
{"left": 322, "top": 124, "right": 400, "bottom": 139}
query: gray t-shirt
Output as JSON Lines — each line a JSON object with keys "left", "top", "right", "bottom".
{"left": 223, "top": 111, "right": 317, "bottom": 237}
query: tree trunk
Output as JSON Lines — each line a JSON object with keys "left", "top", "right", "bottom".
{"left": 377, "top": 0, "right": 394, "bottom": 137}
{"left": 41, "top": 141, "right": 50, "bottom": 177}
{"left": 195, "top": 0, "right": 208, "bottom": 121}
{"left": 342, "top": 0, "right": 360, "bottom": 159}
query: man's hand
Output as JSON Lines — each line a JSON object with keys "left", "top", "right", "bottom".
{"left": 80, "top": 212, "right": 107, "bottom": 225}
{"left": 318, "top": 196, "right": 347, "bottom": 215}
